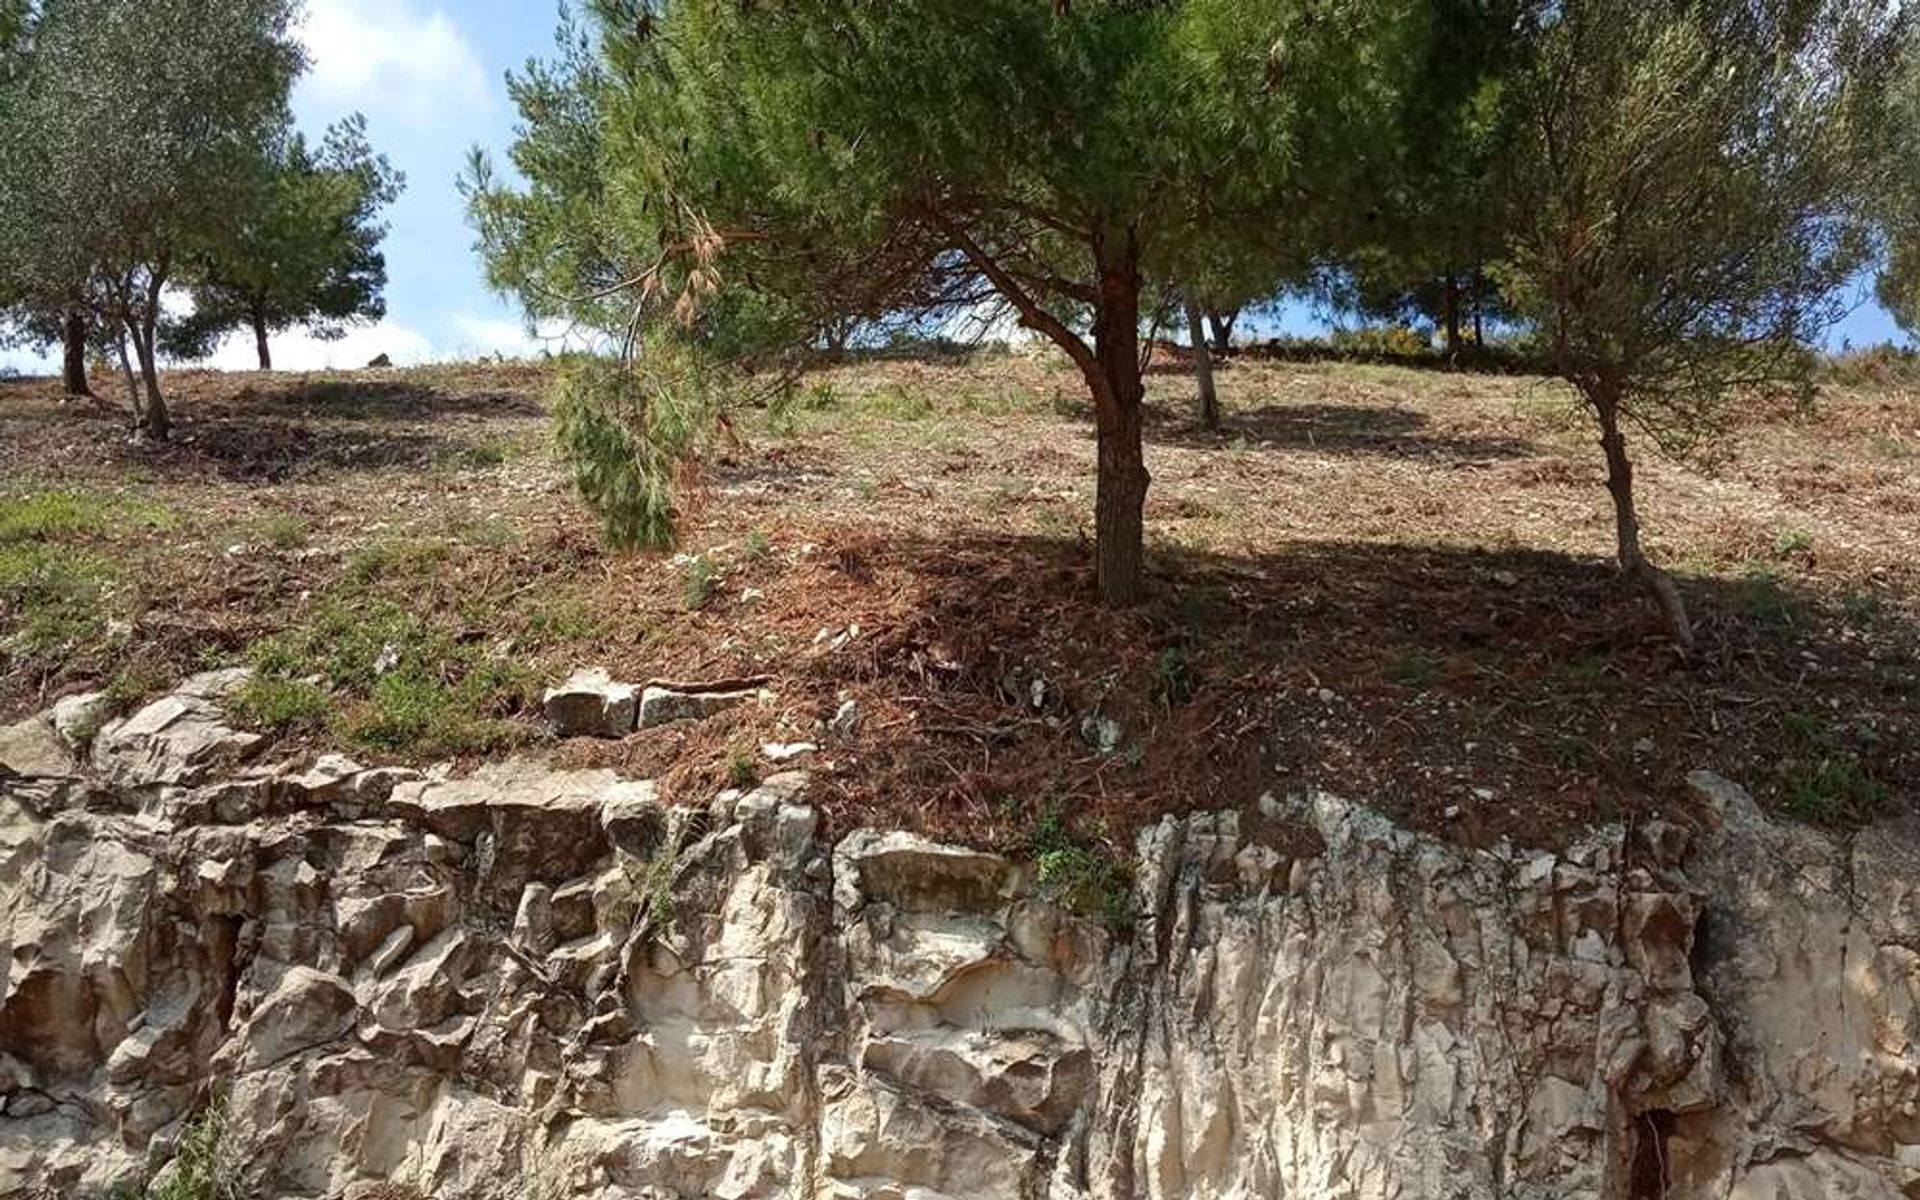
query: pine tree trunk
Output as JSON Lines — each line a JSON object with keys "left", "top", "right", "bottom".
{"left": 1184, "top": 294, "right": 1220, "bottom": 431}
{"left": 1592, "top": 381, "right": 1691, "bottom": 651}
{"left": 1207, "top": 308, "right": 1236, "bottom": 357}
{"left": 1088, "top": 262, "right": 1148, "bottom": 607}
{"left": 61, "top": 310, "right": 92, "bottom": 398}
{"left": 1443, "top": 276, "right": 1462, "bottom": 356}
{"left": 253, "top": 309, "right": 272, "bottom": 371}
{"left": 1471, "top": 270, "right": 1486, "bottom": 347}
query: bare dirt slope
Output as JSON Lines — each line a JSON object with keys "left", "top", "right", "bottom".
{"left": 1, "top": 353, "right": 1913, "bottom": 851}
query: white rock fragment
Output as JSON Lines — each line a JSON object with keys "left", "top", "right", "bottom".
{"left": 830, "top": 698, "right": 862, "bottom": 740}
{"left": 49, "top": 691, "right": 111, "bottom": 748}
{"left": 1080, "top": 715, "right": 1122, "bottom": 754}
{"left": 638, "top": 686, "right": 760, "bottom": 729}
{"left": 543, "top": 668, "right": 638, "bottom": 739}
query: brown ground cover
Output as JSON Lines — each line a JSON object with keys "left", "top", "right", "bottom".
{"left": 2, "top": 352, "right": 1913, "bottom": 857}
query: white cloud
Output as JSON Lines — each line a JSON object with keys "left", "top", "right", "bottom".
{"left": 189, "top": 313, "right": 588, "bottom": 371}
{"left": 296, "top": 0, "right": 490, "bottom": 123}
{"left": 446, "top": 314, "right": 600, "bottom": 360}
{"left": 197, "top": 319, "right": 438, "bottom": 371}
{"left": 0, "top": 345, "right": 55, "bottom": 377}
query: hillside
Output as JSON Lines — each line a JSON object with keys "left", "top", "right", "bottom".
{"left": 1, "top": 353, "right": 1914, "bottom": 851}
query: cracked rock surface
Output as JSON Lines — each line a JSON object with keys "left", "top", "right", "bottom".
{"left": 2, "top": 676, "right": 1916, "bottom": 1199}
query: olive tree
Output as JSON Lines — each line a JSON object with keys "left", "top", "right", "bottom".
{"left": 0, "top": 0, "right": 302, "bottom": 437}
{"left": 1499, "top": 0, "right": 1901, "bottom": 649}
{"left": 1872, "top": 30, "right": 1920, "bottom": 336}
{"left": 471, "top": 0, "right": 1425, "bottom": 606}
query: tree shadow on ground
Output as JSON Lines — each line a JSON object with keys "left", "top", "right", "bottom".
{"left": 0, "top": 374, "right": 543, "bottom": 484}
{"left": 648, "top": 528, "right": 1914, "bottom": 854}
{"left": 213, "top": 377, "right": 545, "bottom": 423}
{"left": 1144, "top": 401, "right": 1538, "bottom": 460}
{"left": 113, "top": 421, "right": 479, "bottom": 483}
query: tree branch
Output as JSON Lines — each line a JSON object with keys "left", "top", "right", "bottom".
{"left": 925, "top": 206, "right": 1103, "bottom": 399}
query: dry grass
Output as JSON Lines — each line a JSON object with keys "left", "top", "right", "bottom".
{"left": 1, "top": 352, "right": 1913, "bottom": 852}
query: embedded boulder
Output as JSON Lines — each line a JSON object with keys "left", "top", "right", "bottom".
{"left": 543, "top": 668, "right": 638, "bottom": 739}
{"left": 637, "top": 685, "right": 760, "bottom": 728}
{"left": 0, "top": 716, "right": 73, "bottom": 781}
{"left": 90, "top": 669, "right": 263, "bottom": 789}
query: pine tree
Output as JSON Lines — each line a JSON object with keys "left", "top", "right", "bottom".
{"left": 166, "top": 115, "right": 402, "bottom": 371}
{"left": 1499, "top": 0, "right": 1901, "bottom": 648}
{"left": 469, "top": 0, "right": 1427, "bottom": 605}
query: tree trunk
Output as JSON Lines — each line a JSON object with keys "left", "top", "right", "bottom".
{"left": 253, "top": 308, "right": 272, "bottom": 371}
{"left": 1442, "top": 275, "right": 1462, "bottom": 356}
{"left": 129, "top": 318, "right": 170, "bottom": 441}
{"left": 61, "top": 310, "right": 92, "bottom": 398}
{"left": 1592, "top": 381, "right": 1692, "bottom": 651}
{"left": 1471, "top": 269, "right": 1486, "bottom": 348}
{"left": 133, "top": 270, "right": 171, "bottom": 440}
{"left": 1207, "top": 307, "right": 1236, "bottom": 357}
{"left": 1184, "top": 293, "right": 1220, "bottom": 432}
{"left": 1087, "top": 262, "right": 1149, "bottom": 607}
{"left": 115, "top": 332, "right": 142, "bottom": 423}
{"left": 936, "top": 209, "right": 1148, "bottom": 606}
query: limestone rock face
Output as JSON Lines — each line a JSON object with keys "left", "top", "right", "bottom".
{"left": 1, "top": 673, "right": 1915, "bottom": 1200}
{"left": 89, "top": 669, "right": 263, "bottom": 790}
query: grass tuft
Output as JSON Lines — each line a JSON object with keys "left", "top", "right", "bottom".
{"left": 1735, "top": 566, "right": 1808, "bottom": 629}
{"left": 1386, "top": 649, "right": 1444, "bottom": 689}
{"left": 146, "top": 1103, "right": 239, "bottom": 1200}
{"left": 0, "top": 543, "right": 113, "bottom": 655}
{"left": 1028, "top": 804, "right": 1133, "bottom": 930}
{"left": 1771, "top": 527, "right": 1814, "bottom": 558}
{"left": 727, "top": 744, "right": 758, "bottom": 789}
{"left": 681, "top": 553, "right": 721, "bottom": 611}
{"left": 0, "top": 490, "right": 175, "bottom": 543}
{"left": 0, "top": 490, "right": 174, "bottom": 658}
{"left": 1776, "top": 712, "right": 1890, "bottom": 826}
{"left": 229, "top": 675, "right": 332, "bottom": 732}
{"left": 242, "top": 595, "right": 533, "bottom": 758}
{"left": 259, "top": 513, "right": 311, "bottom": 550}
{"left": 344, "top": 537, "right": 451, "bottom": 587}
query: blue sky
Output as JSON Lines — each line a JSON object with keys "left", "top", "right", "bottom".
{"left": 2, "top": 1, "right": 1911, "bottom": 372}
{"left": 285, "top": 0, "right": 1919, "bottom": 361}
{"left": 250, "top": 0, "right": 572, "bottom": 368}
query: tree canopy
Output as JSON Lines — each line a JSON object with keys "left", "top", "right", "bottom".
{"left": 1872, "top": 29, "right": 1920, "bottom": 336}
{"left": 1322, "top": 0, "right": 1532, "bottom": 353}
{"left": 472, "top": 0, "right": 1430, "bottom": 604}
{"left": 165, "top": 114, "right": 403, "bottom": 371}
{"left": 0, "top": 0, "right": 304, "bottom": 436}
